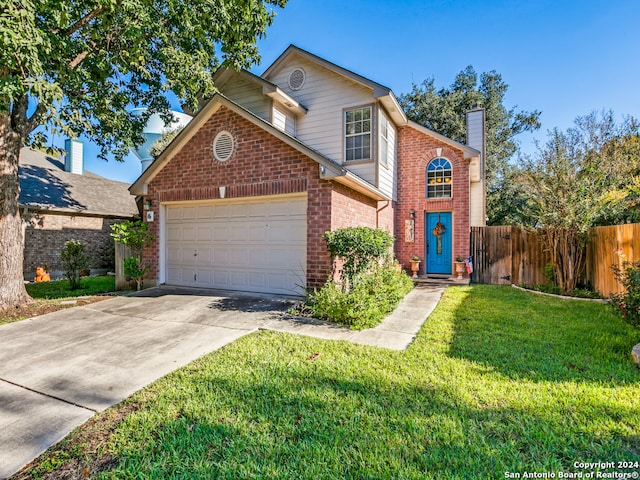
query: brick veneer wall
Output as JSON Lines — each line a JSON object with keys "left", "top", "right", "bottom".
{"left": 395, "top": 126, "right": 471, "bottom": 274}
{"left": 23, "top": 212, "right": 122, "bottom": 279}
{"left": 143, "top": 105, "right": 382, "bottom": 290}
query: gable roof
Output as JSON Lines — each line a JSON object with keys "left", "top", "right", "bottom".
{"left": 262, "top": 44, "right": 408, "bottom": 125}
{"left": 19, "top": 147, "right": 139, "bottom": 218}
{"left": 212, "top": 68, "right": 308, "bottom": 115}
{"left": 407, "top": 121, "right": 481, "bottom": 160}
{"left": 129, "top": 93, "right": 390, "bottom": 201}
{"left": 261, "top": 45, "right": 481, "bottom": 159}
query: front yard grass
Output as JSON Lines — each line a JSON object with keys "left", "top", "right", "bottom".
{"left": 15, "top": 285, "right": 640, "bottom": 479}
{"left": 1, "top": 276, "right": 118, "bottom": 325}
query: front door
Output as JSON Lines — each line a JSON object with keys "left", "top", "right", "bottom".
{"left": 425, "top": 212, "right": 452, "bottom": 275}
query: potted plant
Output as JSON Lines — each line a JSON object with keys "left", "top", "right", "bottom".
{"left": 454, "top": 257, "right": 466, "bottom": 279}
{"left": 410, "top": 255, "right": 421, "bottom": 279}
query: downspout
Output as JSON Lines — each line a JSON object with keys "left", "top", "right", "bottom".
{"left": 376, "top": 200, "right": 390, "bottom": 229}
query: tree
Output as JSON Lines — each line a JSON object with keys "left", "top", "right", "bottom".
{"left": 60, "top": 239, "right": 88, "bottom": 290}
{"left": 149, "top": 127, "right": 184, "bottom": 159}
{"left": 399, "top": 66, "right": 541, "bottom": 225}
{"left": 0, "top": 0, "right": 286, "bottom": 310}
{"left": 111, "top": 220, "right": 154, "bottom": 291}
{"left": 518, "top": 111, "right": 640, "bottom": 294}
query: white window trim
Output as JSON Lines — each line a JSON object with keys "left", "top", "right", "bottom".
{"left": 379, "top": 113, "right": 390, "bottom": 169}
{"left": 343, "top": 105, "right": 374, "bottom": 163}
{"left": 426, "top": 157, "right": 453, "bottom": 199}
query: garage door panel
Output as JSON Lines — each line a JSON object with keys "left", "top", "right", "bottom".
{"left": 182, "top": 206, "right": 196, "bottom": 219}
{"left": 181, "top": 225, "right": 196, "bottom": 242}
{"left": 167, "top": 207, "right": 182, "bottom": 221}
{"left": 212, "top": 227, "right": 228, "bottom": 241}
{"left": 213, "top": 247, "right": 231, "bottom": 266}
{"left": 167, "top": 225, "right": 182, "bottom": 242}
{"left": 165, "top": 196, "right": 306, "bottom": 294}
{"left": 197, "top": 226, "right": 212, "bottom": 242}
{"left": 197, "top": 246, "right": 214, "bottom": 265}
{"left": 248, "top": 224, "right": 267, "bottom": 241}
{"left": 247, "top": 203, "right": 267, "bottom": 217}
{"left": 196, "top": 205, "right": 212, "bottom": 219}
{"left": 230, "top": 225, "right": 248, "bottom": 242}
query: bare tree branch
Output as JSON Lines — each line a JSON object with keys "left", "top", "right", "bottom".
{"left": 69, "top": 51, "right": 89, "bottom": 70}
{"left": 60, "top": 7, "right": 106, "bottom": 37}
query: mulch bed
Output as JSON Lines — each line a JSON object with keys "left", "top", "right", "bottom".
{"left": 0, "top": 296, "right": 111, "bottom": 324}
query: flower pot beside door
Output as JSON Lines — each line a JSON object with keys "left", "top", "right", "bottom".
{"left": 454, "top": 257, "right": 466, "bottom": 280}
{"left": 410, "top": 256, "right": 421, "bottom": 279}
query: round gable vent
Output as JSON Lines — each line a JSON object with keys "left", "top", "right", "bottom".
{"left": 288, "top": 68, "right": 306, "bottom": 91}
{"left": 213, "top": 131, "right": 234, "bottom": 162}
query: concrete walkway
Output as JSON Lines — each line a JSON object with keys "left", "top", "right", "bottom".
{"left": 0, "top": 284, "right": 445, "bottom": 478}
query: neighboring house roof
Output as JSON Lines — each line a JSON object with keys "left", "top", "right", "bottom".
{"left": 130, "top": 93, "right": 390, "bottom": 201}
{"left": 19, "top": 147, "right": 139, "bottom": 218}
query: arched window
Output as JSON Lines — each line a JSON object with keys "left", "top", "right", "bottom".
{"left": 426, "top": 158, "right": 452, "bottom": 198}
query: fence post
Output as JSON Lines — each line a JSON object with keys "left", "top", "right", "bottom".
{"left": 114, "top": 242, "right": 134, "bottom": 290}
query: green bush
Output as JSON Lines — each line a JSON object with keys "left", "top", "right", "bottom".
{"left": 110, "top": 220, "right": 154, "bottom": 253}
{"left": 323, "top": 227, "right": 394, "bottom": 286}
{"left": 610, "top": 258, "right": 640, "bottom": 327}
{"left": 124, "top": 257, "right": 148, "bottom": 291}
{"left": 308, "top": 265, "right": 413, "bottom": 330}
{"left": 60, "top": 239, "right": 88, "bottom": 290}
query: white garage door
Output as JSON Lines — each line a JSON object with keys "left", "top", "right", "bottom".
{"left": 164, "top": 195, "right": 307, "bottom": 295}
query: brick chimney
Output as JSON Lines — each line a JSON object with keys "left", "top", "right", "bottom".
{"left": 466, "top": 104, "right": 486, "bottom": 226}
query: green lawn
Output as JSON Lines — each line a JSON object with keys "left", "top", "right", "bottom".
{"left": 0, "top": 276, "right": 119, "bottom": 325}
{"left": 23, "top": 285, "right": 640, "bottom": 479}
{"left": 26, "top": 275, "right": 116, "bottom": 299}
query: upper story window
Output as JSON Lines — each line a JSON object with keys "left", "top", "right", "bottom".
{"left": 379, "top": 114, "right": 390, "bottom": 168}
{"left": 426, "top": 157, "right": 452, "bottom": 198}
{"left": 345, "top": 106, "right": 371, "bottom": 162}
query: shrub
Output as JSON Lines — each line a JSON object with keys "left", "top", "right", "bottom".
{"left": 124, "top": 257, "right": 148, "bottom": 291}
{"left": 111, "top": 220, "right": 154, "bottom": 290}
{"left": 323, "top": 227, "right": 394, "bottom": 287}
{"left": 307, "top": 265, "right": 413, "bottom": 330}
{"left": 610, "top": 258, "right": 640, "bottom": 328}
{"left": 60, "top": 240, "right": 88, "bottom": 290}
{"left": 110, "top": 220, "right": 154, "bottom": 253}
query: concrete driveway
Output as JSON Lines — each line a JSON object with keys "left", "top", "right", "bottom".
{"left": 0, "top": 284, "right": 444, "bottom": 478}
{"left": 0, "top": 287, "right": 299, "bottom": 479}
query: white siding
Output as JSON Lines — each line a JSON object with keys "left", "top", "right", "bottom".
{"left": 469, "top": 181, "right": 486, "bottom": 226}
{"left": 466, "top": 108, "right": 485, "bottom": 178}
{"left": 272, "top": 102, "right": 296, "bottom": 136}
{"left": 218, "top": 73, "right": 271, "bottom": 122}
{"left": 377, "top": 108, "right": 397, "bottom": 200}
{"left": 265, "top": 57, "right": 376, "bottom": 182}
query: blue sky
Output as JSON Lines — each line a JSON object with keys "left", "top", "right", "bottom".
{"left": 79, "top": 0, "right": 640, "bottom": 183}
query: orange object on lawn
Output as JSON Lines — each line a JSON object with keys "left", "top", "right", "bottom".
{"left": 35, "top": 266, "right": 50, "bottom": 282}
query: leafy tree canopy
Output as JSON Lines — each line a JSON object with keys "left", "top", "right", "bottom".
{"left": 0, "top": 0, "right": 286, "bottom": 310}
{"left": 517, "top": 110, "right": 640, "bottom": 293}
{"left": 399, "top": 66, "right": 541, "bottom": 225}
{"left": 1, "top": 0, "right": 286, "bottom": 158}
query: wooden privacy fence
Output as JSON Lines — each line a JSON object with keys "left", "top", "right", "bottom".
{"left": 470, "top": 224, "right": 640, "bottom": 297}
{"left": 114, "top": 242, "right": 134, "bottom": 290}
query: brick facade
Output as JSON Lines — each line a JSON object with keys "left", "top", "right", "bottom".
{"left": 142, "top": 106, "right": 383, "bottom": 289}
{"left": 23, "top": 212, "right": 121, "bottom": 279}
{"left": 395, "top": 126, "right": 471, "bottom": 275}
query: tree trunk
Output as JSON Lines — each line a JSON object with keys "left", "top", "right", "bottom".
{"left": 0, "top": 114, "right": 32, "bottom": 311}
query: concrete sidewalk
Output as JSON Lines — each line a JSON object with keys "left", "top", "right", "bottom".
{"left": 0, "top": 284, "right": 445, "bottom": 478}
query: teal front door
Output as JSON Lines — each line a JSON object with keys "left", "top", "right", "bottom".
{"left": 426, "top": 212, "right": 452, "bottom": 275}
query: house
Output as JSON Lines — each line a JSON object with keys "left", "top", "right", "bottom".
{"left": 130, "top": 45, "right": 485, "bottom": 295}
{"left": 19, "top": 144, "right": 139, "bottom": 279}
